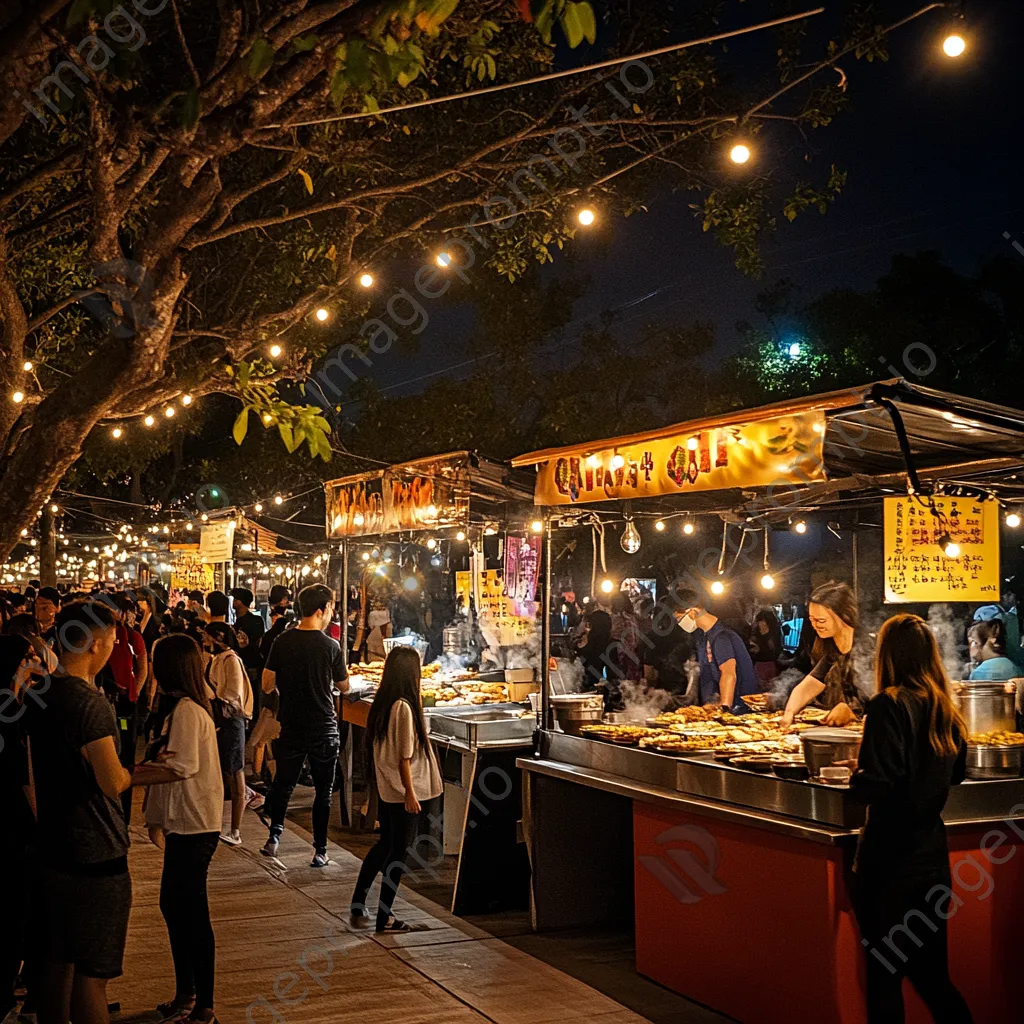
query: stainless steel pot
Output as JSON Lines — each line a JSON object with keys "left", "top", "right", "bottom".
{"left": 550, "top": 693, "right": 604, "bottom": 735}
{"left": 965, "top": 743, "right": 1024, "bottom": 779}
{"left": 952, "top": 680, "right": 1017, "bottom": 735}
{"left": 800, "top": 727, "right": 863, "bottom": 779}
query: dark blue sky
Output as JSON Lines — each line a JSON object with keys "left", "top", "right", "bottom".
{"left": 335, "top": 1, "right": 1023, "bottom": 405}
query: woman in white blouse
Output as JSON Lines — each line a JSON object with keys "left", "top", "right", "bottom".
{"left": 350, "top": 647, "right": 442, "bottom": 933}
{"left": 133, "top": 634, "right": 223, "bottom": 1024}
{"left": 203, "top": 622, "right": 252, "bottom": 847}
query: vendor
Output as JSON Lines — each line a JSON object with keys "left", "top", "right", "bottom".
{"left": 967, "top": 619, "right": 1019, "bottom": 681}
{"left": 673, "top": 587, "right": 758, "bottom": 713}
{"left": 780, "top": 581, "right": 862, "bottom": 728}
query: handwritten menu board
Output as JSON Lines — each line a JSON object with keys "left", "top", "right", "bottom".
{"left": 883, "top": 497, "right": 1000, "bottom": 603}
{"left": 170, "top": 544, "right": 215, "bottom": 593}
{"left": 456, "top": 569, "right": 537, "bottom": 646}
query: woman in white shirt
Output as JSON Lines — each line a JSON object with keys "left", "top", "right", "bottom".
{"left": 133, "top": 634, "right": 222, "bottom": 1024}
{"left": 350, "top": 647, "right": 442, "bottom": 933}
{"left": 203, "top": 623, "right": 252, "bottom": 847}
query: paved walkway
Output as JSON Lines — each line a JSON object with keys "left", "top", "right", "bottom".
{"left": 111, "top": 815, "right": 650, "bottom": 1024}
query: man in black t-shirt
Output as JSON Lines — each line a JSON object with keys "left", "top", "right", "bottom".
{"left": 261, "top": 584, "right": 348, "bottom": 868}
{"left": 24, "top": 600, "right": 133, "bottom": 1023}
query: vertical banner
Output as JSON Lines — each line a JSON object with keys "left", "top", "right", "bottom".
{"left": 170, "top": 544, "right": 215, "bottom": 593}
{"left": 884, "top": 496, "right": 1000, "bottom": 603}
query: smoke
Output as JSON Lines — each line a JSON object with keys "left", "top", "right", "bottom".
{"left": 771, "top": 667, "right": 806, "bottom": 709}
{"left": 926, "top": 603, "right": 968, "bottom": 681}
{"left": 618, "top": 679, "right": 673, "bottom": 723}
{"left": 550, "top": 657, "right": 584, "bottom": 694}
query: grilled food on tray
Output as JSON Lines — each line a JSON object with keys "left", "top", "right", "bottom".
{"left": 968, "top": 730, "right": 1024, "bottom": 747}
{"left": 640, "top": 733, "right": 729, "bottom": 752}
{"left": 580, "top": 724, "right": 654, "bottom": 744}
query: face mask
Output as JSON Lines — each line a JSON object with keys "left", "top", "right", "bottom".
{"left": 679, "top": 613, "right": 697, "bottom": 633}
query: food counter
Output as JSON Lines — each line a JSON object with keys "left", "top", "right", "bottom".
{"left": 518, "top": 727, "right": 1024, "bottom": 1024}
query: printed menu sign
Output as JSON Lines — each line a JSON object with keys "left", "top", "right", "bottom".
{"left": 884, "top": 496, "right": 999, "bottom": 603}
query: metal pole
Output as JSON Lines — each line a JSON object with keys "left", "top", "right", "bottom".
{"left": 341, "top": 539, "right": 349, "bottom": 656}
{"left": 539, "top": 515, "right": 553, "bottom": 740}
{"left": 852, "top": 510, "right": 860, "bottom": 604}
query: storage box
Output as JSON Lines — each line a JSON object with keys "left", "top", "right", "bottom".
{"left": 504, "top": 668, "right": 538, "bottom": 702}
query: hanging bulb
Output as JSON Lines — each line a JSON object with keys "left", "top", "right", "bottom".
{"left": 254, "top": 502, "right": 263, "bottom": 512}
{"left": 585, "top": 454, "right": 599, "bottom": 469}
{"left": 430, "top": 554, "right": 441, "bottom": 567}
{"left": 456, "top": 531, "right": 466, "bottom": 542}
{"left": 274, "top": 495, "right": 283, "bottom": 505}
{"left": 181, "top": 394, "right": 193, "bottom": 406}
{"left": 1005, "top": 512, "right": 1021, "bottom": 529}
{"left": 111, "top": 427, "right": 123, "bottom": 439}
{"left": 729, "top": 143, "right": 752, "bottom": 164}
{"left": 793, "top": 519, "right": 808, "bottom": 534}
{"left": 655, "top": 520, "right": 665, "bottom": 532}
{"left": 358, "top": 272, "right": 374, "bottom": 288}
{"left": 937, "top": 532, "right": 961, "bottom": 558}
{"left": 361, "top": 551, "right": 370, "bottom": 561}
{"left": 426, "top": 538, "right": 437, "bottom": 550}
{"left": 269, "top": 344, "right": 282, "bottom": 358}
{"left": 531, "top": 520, "right": 544, "bottom": 534}
{"left": 610, "top": 454, "right": 625, "bottom": 470}
{"left": 710, "top": 579, "right": 725, "bottom": 596}
{"left": 577, "top": 207, "right": 596, "bottom": 226}
{"left": 436, "top": 252, "right": 452, "bottom": 268}
{"left": 942, "top": 33, "right": 966, "bottom": 57}
{"left": 164, "top": 406, "right": 175, "bottom": 418}
{"left": 11, "top": 391, "right": 24, "bottom": 404}
{"left": 760, "top": 573, "right": 775, "bottom": 590}
{"left": 315, "top": 308, "right": 329, "bottom": 322}
{"left": 600, "top": 578, "right": 614, "bottom": 594}
{"left": 144, "top": 415, "right": 155, "bottom": 426}
{"left": 682, "top": 518, "right": 695, "bottom": 535}
{"left": 620, "top": 519, "right": 641, "bottom": 554}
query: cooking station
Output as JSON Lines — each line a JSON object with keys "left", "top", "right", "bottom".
{"left": 519, "top": 732, "right": 1024, "bottom": 1024}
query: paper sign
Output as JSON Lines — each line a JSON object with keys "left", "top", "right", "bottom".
{"left": 170, "top": 545, "right": 215, "bottom": 592}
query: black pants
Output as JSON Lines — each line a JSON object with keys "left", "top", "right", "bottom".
{"left": 160, "top": 832, "right": 218, "bottom": 1011}
{"left": 115, "top": 699, "right": 139, "bottom": 823}
{"left": 265, "top": 733, "right": 340, "bottom": 852}
{"left": 351, "top": 797, "right": 440, "bottom": 927}
{"left": 854, "top": 876, "right": 974, "bottom": 1024}
{"left": 0, "top": 836, "right": 32, "bottom": 1015}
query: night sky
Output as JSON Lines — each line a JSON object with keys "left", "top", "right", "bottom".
{"left": 337, "top": 1, "right": 1024, "bottom": 406}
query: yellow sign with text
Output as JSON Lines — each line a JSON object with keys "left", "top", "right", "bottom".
{"left": 884, "top": 496, "right": 1000, "bottom": 603}
{"left": 533, "top": 412, "right": 826, "bottom": 505}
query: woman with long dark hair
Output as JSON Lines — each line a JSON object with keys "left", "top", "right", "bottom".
{"left": 203, "top": 622, "right": 252, "bottom": 847}
{"left": 350, "top": 647, "right": 441, "bottom": 933}
{"left": 748, "top": 608, "right": 783, "bottom": 687}
{"left": 781, "top": 580, "right": 862, "bottom": 727}
{"left": 133, "top": 634, "right": 222, "bottom": 1024}
{"left": 850, "top": 614, "right": 973, "bottom": 1023}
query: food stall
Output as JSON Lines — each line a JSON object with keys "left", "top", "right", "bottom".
{"left": 324, "top": 451, "right": 538, "bottom": 913}
{"left": 511, "top": 380, "right": 1024, "bottom": 1023}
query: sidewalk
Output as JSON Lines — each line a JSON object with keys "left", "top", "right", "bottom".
{"left": 111, "top": 815, "right": 650, "bottom": 1024}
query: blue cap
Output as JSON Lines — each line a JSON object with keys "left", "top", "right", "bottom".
{"left": 973, "top": 605, "right": 1005, "bottom": 623}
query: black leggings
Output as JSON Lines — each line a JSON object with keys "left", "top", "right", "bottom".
{"left": 160, "top": 832, "right": 219, "bottom": 1011}
{"left": 266, "top": 733, "right": 340, "bottom": 853}
{"left": 854, "top": 877, "right": 974, "bottom": 1024}
{"left": 351, "top": 798, "right": 440, "bottom": 927}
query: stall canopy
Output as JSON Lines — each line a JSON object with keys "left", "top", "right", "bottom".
{"left": 511, "top": 380, "right": 1024, "bottom": 519}
{"left": 325, "top": 451, "right": 535, "bottom": 538}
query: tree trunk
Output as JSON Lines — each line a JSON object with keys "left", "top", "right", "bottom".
{"left": 39, "top": 501, "right": 56, "bottom": 586}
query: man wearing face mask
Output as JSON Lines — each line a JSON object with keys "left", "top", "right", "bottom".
{"left": 674, "top": 587, "right": 758, "bottom": 712}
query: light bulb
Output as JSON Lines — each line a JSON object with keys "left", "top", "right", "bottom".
{"left": 50, "top": 504, "right": 58, "bottom": 513}
{"left": 760, "top": 573, "right": 775, "bottom": 590}
{"left": 262, "top": 413, "right": 272, "bottom": 424}
{"left": 144, "top": 415, "right": 155, "bottom": 426}
{"left": 201, "top": 513, "right": 209, "bottom": 522}
{"left": 577, "top": 208, "right": 595, "bottom": 226}
{"left": 683, "top": 520, "right": 695, "bottom": 535}
{"left": 426, "top": 538, "right": 437, "bottom": 549}
{"left": 655, "top": 520, "right": 665, "bottom": 532}
{"left": 531, "top": 520, "right": 544, "bottom": 534}
{"left": 185, "top": 522, "right": 193, "bottom": 531}
{"left": 427, "top": 504, "right": 438, "bottom": 517}
{"left": 164, "top": 406, "right": 175, "bottom": 418}
{"left": 793, "top": 519, "right": 807, "bottom": 534}
{"left": 710, "top": 579, "right": 725, "bottom": 596}
{"left": 254, "top": 502, "right": 263, "bottom": 512}
{"left": 942, "top": 34, "right": 965, "bottom": 58}
{"left": 620, "top": 519, "right": 641, "bottom": 554}
{"left": 586, "top": 454, "right": 600, "bottom": 469}
{"left": 1006, "top": 512, "right": 1021, "bottom": 529}
{"left": 23, "top": 361, "right": 33, "bottom": 372}
{"left": 274, "top": 495, "right": 283, "bottom": 505}
{"left": 729, "top": 144, "right": 751, "bottom": 165}
{"left": 600, "top": 578, "right": 614, "bottom": 594}
{"left": 359, "top": 273, "right": 374, "bottom": 288}
{"left": 937, "top": 532, "right": 960, "bottom": 558}
{"left": 403, "top": 577, "right": 419, "bottom": 592}
{"left": 111, "top": 427, "right": 123, "bottom": 439}
{"left": 315, "top": 308, "right": 329, "bottom": 322}
{"left": 436, "top": 252, "right": 452, "bottom": 268}
{"left": 611, "top": 454, "right": 625, "bottom": 470}
{"left": 269, "top": 344, "right": 282, "bottom": 358}
{"left": 687, "top": 437, "right": 699, "bottom": 451}
{"left": 353, "top": 512, "right": 365, "bottom": 526}
{"left": 228, "top": 519, "right": 237, "bottom": 529}
{"left": 181, "top": 394, "right": 193, "bottom": 406}
{"left": 456, "top": 530, "right": 466, "bottom": 542}
{"left": 430, "top": 554, "right": 441, "bottom": 567}
{"left": 361, "top": 551, "right": 370, "bottom": 561}
{"left": 11, "top": 391, "right": 24, "bottom": 404}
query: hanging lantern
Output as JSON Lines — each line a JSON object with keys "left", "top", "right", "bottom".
{"left": 620, "top": 518, "right": 641, "bottom": 554}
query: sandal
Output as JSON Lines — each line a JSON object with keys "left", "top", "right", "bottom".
{"left": 157, "top": 997, "right": 195, "bottom": 1020}
{"left": 375, "top": 917, "right": 412, "bottom": 933}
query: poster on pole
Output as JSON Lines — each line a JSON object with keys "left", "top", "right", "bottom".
{"left": 883, "top": 496, "right": 1000, "bottom": 603}
{"left": 199, "top": 521, "right": 235, "bottom": 563}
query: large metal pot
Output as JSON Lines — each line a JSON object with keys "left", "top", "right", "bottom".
{"left": 952, "top": 680, "right": 1017, "bottom": 735}
{"left": 550, "top": 693, "right": 604, "bottom": 735}
{"left": 800, "top": 727, "right": 863, "bottom": 779}
{"left": 965, "top": 743, "right": 1024, "bottom": 780}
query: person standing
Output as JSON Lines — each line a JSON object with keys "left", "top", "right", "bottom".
{"left": 134, "top": 634, "right": 223, "bottom": 1024}
{"left": 850, "top": 614, "right": 973, "bottom": 1024}
{"left": 350, "top": 647, "right": 441, "bottom": 933}
{"left": 230, "top": 587, "right": 265, "bottom": 728}
{"left": 205, "top": 592, "right": 228, "bottom": 624}
{"left": 33, "top": 586, "right": 60, "bottom": 649}
{"left": 261, "top": 585, "right": 348, "bottom": 868}
{"left": 203, "top": 623, "right": 251, "bottom": 847}
{"left": 673, "top": 587, "right": 758, "bottom": 712}
{"left": 966, "top": 619, "right": 1018, "bottom": 681}
{"left": 24, "top": 601, "right": 132, "bottom": 1024}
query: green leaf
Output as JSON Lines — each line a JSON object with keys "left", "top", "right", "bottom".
{"left": 363, "top": 94, "right": 380, "bottom": 113}
{"left": 180, "top": 89, "right": 200, "bottom": 130}
{"left": 330, "top": 68, "right": 349, "bottom": 110}
{"left": 576, "top": 2, "right": 597, "bottom": 44}
{"left": 232, "top": 408, "right": 249, "bottom": 446}
{"left": 237, "top": 362, "right": 251, "bottom": 387}
{"left": 560, "top": 3, "right": 583, "bottom": 48}
{"left": 291, "top": 33, "right": 320, "bottom": 53}
{"left": 415, "top": 0, "right": 460, "bottom": 36}
{"left": 278, "top": 421, "right": 297, "bottom": 452}
{"left": 297, "top": 168, "right": 313, "bottom": 194}
{"left": 248, "top": 39, "right": 275, "bottom": 78}
{"left": 344, "top": 39, "right": 372, "bottom": 90}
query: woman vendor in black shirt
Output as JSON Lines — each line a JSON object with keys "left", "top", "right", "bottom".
{"left": 780, "top": 580, "right": 862, "bottom": 728}
{"left": 849, "top": 613, "right": 973, "bottom": 1024}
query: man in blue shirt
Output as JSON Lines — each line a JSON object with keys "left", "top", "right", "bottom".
{"left": 673, "top": 588, "right": 759, "bottom": 711}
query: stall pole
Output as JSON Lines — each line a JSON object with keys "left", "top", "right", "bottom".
{"left": 852, "top": 511, "right": 859, "bottom": 604}
{"left": 341, "top": 539, "right": 349, "bottom": 653}
{"left": 539, "top": 515, "right": 553, "bottom": 737}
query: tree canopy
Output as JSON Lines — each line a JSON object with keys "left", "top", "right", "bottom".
{"left": 0, "top": 0, "right": 943, "bottom": 558}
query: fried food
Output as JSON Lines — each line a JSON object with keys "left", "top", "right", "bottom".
{"left": 968, "top": 730, "right": 1024, "bottom": 747}
{"left": 580, "top": 724, "right": 655, "bottom": 744}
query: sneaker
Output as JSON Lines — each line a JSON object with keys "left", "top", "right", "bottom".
{"left": 218, "top": 830, "right": 242, "bottom": 846}
{"left": 260, "top": 837, "right": 282, "bottom": 860}
{"left": 310, "top": 850, "right": 330, "bottom": 868}
{"left": 157, "top": 996, "right": 195, "bottom": 1021}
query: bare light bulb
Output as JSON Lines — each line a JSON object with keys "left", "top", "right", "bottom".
{"left": 942, "top": 34, "right": 965, "bottom": 57}
{"left": 274, "top": 495, "right": 283, "bottom": 505}
{"left": 1006, "top": 512, "right": 1021, "bottom": 529}
{"left": 269, "top": 344, "right": 282, "bottom": 358}
{"left": 315, "top": 308, "right": 329, "bottom": 322}
{"left": 144, "top": 415, "right": 155, "bottom": 426}
{"left": 436, "top": 252, "right": 452, "bottom": 268}
{"left": 655, "top": 520, "right": 665, "bottom": 532}
{"left": 620, "top": 519, "right": 641, "bottom": 554}
{"left": 710, "top": 579, "right": 725, "bottom": 596}
{"left": 729, "top": 144, "right": 751, "bottom": 165}
{"left": 577, "top": 208, "right": 595, "bottom": 226}
{"left": 23, "top": 361, "right": 33, "bottom": 372}
{"left": 793, "top": 519, "right": 808, "bottom": 534}
{"left": 683, "top": 520, "right": 695, "bottom": 535}
{"left": 254, "top": 502, "right": 263, "bottom": 512}
{"left": 610, "top": 454, "right": 625, "bottom": 470}
{"left": 456, "top": 530, "right": 466, "bottom": 542}
{"left": 111, "top": 427, "right": 123, "bottom": 439}
{"left": 760, "top": 573, "right": 775, "bottom": 590}
{"left": 164, "top": 406, "right": 175, "bottom": 418}
{"left": 11, "top": 391, "right": 24, "bottom": 404}
{"left": 600, "top": 578, "right": 614, "bottom": 594}
{"left": 359, "top": 273, "right": 374, "bottom": 288}
{"left": 531, "top": 520, "right": 544, "bottom": 534}
{"left": 181, "top": 394, "right": 193, "bottom": 405}
{"left": 586, "top": 454, "right": 600, "bottom": 469}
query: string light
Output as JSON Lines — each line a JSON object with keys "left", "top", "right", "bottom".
{"left": 111, "top": 427, "right": 123, "bottom": 439}
{"left": 185, "top": 522, "right": 193, "bottom": 531}
{"left": 436, "top": 252, "right": 452, "bottom": 268}
{"left": 710, "top": 579, "right": 725, "bottom": 596}
{"left": 254, "top": 502, "right": 263, "bottom": 512}
{"left": 11, "top": 391, "right": 24, "bottom": 403}
{"left": 682, "top": 518, "right": 695, "bottom": 535}
{"left": 181, "top": 394, "right": 193, "bottom": 405}
{"left": 274, "top": 495, "right": 283, "bottom": 505}
{"left": 315, "top": 308, "right": 329, "bottom": 322}
{"left": 359, "top": 273, "right": 374, "bottom": 288}
{"left": 760, "top": 573, "right": 775, "bottom": 590}
{"left": 50, "top": 504, "right": 58, "bottom": 513}
{"left": 610, "top": 454, "right": 625, "bottom": 470}
{"left": 456, "top": 530, "right": 466, "bottom": 542}
{"left": 144, "top": 415, "right": 155, "bottom": 426}
{"left": 687, "top": 437, "right": 699, "bottom": 451}
{"left": 942, "top": 33, "right": 966, "bottom": 57}
{"left": 600, "top": 578, "right": 614, "bottom": 594}
{"left": 937, "top": 532, "right": 960, "bottom": 558}
{"left": 577, "top": 208, "right": 596, "bottom": 226}
{"left": 729, "top": 143, "right": 752, "bottom": 164}
{"left": 655, "top": 520, "right": 665, "bottom": 531}
{"left": 361, "top": 551, "right": 370, "bottom": 561}
{"left": 200, "top": 513, "right": 209, "bottom": 522}
{"left": 262, "top": 413, "right": 272, "bottom": 424}
{"left": 164, "top": 407, "right": 175, "bottom": 418}
{"left": 23, "top": 361, "right": 33, "bottom": 372}
{"left": 586, "top": 454, "right": 599, "bottom": 469}
{"left": 793, "top": 519, "right": 807, "bottom": 534}
{"left": 1006, "top": 512, "right": 1021, "bottom": 529}
{"left": 426, "top": 538, "right": 437, "bottom": 549}
{"left": 269, "top": 344, "right": 283, "bottom": 358}
{"left": 531, "top": 520, "right": 544, "bottom": 533}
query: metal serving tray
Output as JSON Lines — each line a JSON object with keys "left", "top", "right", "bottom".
{"left": 429, "top": 703, "right": 535, "bottom": 749}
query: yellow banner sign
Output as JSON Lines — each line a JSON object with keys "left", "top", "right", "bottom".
{"left": 884, "top": 496, "right": 1000, "bottom": 603}
{"left": 170, "top": 545, "right": 215, "bottom": 593}
{"left": 533, "top": 412, "right": 826, "bottom": 505}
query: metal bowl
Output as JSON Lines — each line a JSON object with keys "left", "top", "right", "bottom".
{"left": 772, "top": 758, "right": 810, "bottom": 782}
{"left": 550, "top": 693, "right": 605, "bottom": 735}
{"left": 966, "top": 743, "right": 1024, "bottom": 779}
{"left": 800, "top": 727, "right": 863, "bottom": 778}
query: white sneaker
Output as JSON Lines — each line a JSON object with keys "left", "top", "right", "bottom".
{"left": 219, "top": 830, "right": 242, "bottom": 846}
